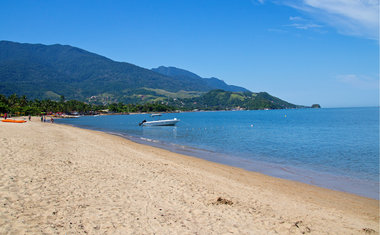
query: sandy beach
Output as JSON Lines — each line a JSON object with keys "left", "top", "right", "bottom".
{"left": 0, "top": 118, "right": 378, "bottom": 234}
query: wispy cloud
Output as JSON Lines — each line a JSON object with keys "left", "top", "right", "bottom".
{"left": 283, "top": 0, "right": 379, "bottom": 40}
{"left": 268, "top": 14, "right": 323, "bottom": 33}
{"left": 286, "top": 23, "right": 322, "bottom": 30}
{"left": 337, "top": 74, "right": 379, "bottom": 89}
{"left": 256, "top": 0, "right": 379, "bottom": 40}
{"left": 286, "top": 16, "right": 323, "bottom": 30}
{"left": 289, "top": 16, "right": 303, "bottom": 21}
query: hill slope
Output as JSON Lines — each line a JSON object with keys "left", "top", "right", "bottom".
{"left": 169, "top": 90, "right": 299, "bottom": 110}
{"left": 0, "top": 41, "right": 300, "bottom": 109}
{"left": 152, "top": 66, "right": 249, "bottom": 92}
{"left": 0, "top": 41, "right": 221, "bottom": 101}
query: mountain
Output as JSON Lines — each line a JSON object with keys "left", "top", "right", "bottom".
{"left": 0, "top": 41, "right": 220, "bottom": 101}
{"left": 151, "top": 66, "right": 249, "bottom": 92}
{"left": 0, "top": 41, "right": 300, "bottom": 109}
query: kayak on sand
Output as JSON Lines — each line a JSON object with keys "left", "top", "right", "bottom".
{"left": 2, "top": 119, "right": 27, "bottom": 123}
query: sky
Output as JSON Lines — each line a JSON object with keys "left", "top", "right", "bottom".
{"left": 0, "top": 0, "right": 379, "bottom": 107}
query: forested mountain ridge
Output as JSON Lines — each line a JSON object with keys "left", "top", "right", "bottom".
{"left": 0, "top": 41, "right": 213, "bottom": 100}
{"left": 151, "top": 66, "right": 249, "bottom": 92}
{"left": 168, "top": 90, "right": 301, "bottom": 110}
{"left": 0, "top": 41, "right": 301, "bottom": 109}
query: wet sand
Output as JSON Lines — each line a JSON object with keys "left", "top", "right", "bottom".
{"left": 0, "top": 118, "right": 378, "bottom": 234}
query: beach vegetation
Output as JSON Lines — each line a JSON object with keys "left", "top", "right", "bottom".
{"left": 0, "top": 94, "right": 176, "bottom": 116}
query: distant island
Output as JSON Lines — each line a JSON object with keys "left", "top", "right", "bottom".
{"left": 0, "top": 40, "right": 309, "bottom": 110}
{"left": 311, "top": 104, "right": 321, "bottom": 108}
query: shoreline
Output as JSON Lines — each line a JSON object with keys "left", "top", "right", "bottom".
{"left": 114, "top": 129, "right": 380, "bottom": 199}
{"left": 122, "top": 131, "right": 380, "bottom": 199}
{"left": 57, "top": 118, "right": 379, "bottom": 200}
{"left": 1, "top": 118, "right": 379, "bottom": 234}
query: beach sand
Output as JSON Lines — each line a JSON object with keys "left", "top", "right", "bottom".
{"left": 0, "top": 118, "right": 378, "bottom": 234}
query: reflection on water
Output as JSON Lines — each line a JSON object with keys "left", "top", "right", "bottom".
{"left": 143, "top": 126, "right": 178, "bottom": 139}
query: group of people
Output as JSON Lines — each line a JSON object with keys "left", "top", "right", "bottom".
{"left": 40, "top": 115, "right": 54, "bottom": 123}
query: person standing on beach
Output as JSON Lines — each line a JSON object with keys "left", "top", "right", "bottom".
{"left": 51, "top": 117, "right": 54, "bottom": 123}
{"left": 28, "top": 115, "right": 31, "bottom": 121}
{"left": 41, "top": 116, "right": 43, "bottom": 122}
{"left": 4, "top": 113, "right": 7, "bottom": 120}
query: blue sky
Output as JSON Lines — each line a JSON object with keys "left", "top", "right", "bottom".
{"left": 0, "top": 0, "right": 378, "bottom": 107}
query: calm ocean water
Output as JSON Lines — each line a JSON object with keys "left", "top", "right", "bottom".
{"left": 56, "top": 107, "right": 379, "bottom": 199}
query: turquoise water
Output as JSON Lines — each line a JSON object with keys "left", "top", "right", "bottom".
{"left": 56, "top": 107, "right": 379, "bottom": 199}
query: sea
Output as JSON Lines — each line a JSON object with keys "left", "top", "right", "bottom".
{"left": 56, "top": 107, "right": 379, "bottom": 199}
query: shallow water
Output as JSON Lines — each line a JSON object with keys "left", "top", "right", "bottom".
{"left": 57, "top": 107, "right": 379, "bottom": 199}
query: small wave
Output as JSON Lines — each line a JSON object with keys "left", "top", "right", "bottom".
{"left": 140, "top": 137, "right": 157, "bottom": 143}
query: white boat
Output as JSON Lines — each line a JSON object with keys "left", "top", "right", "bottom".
{"left": 140, "top": 118, "right": 179, "bottom": 126}
{"left": 150, "top": 113, "right": 162, "bottom": 117}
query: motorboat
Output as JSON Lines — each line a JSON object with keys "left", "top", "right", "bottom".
{"left": 139, "top": 118, "right": 179, "bottom": 126}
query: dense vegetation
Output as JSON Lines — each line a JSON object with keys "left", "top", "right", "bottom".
{"left": 0, "top": 90, "right": 301, "bottom": 117}
{"left": 169, "top": 90, "right": 300, "bottom": 110}
{"left": 0, "top": 94, "right": 176, "bottom": 116}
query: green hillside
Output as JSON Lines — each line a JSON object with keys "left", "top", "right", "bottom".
{"left": 169, "top": 90, "right": 299, "bottom": 110}
{"left": 151, "top": 66, "right": 249, "bottom": 92}
{"left": 0, "top": 41, "right": 302, "bottom": 110}
{"left": 0, "top": 41, "right": 212, "bottom": 101}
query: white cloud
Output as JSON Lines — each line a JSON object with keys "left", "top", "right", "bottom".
{"left": 289, "top": 16, "right": 303, "bottom": 21}
{"left": 337, "top": 74, "right": 379, "bottom": 89}
{"left": 283, "top": 0, "right": 379, "bottom": 40}
{"left": 286, "top": 23, "right": 322, "bottom": 30}
{"left": 286, "top": 16, "right": 323, "bottom": 30}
